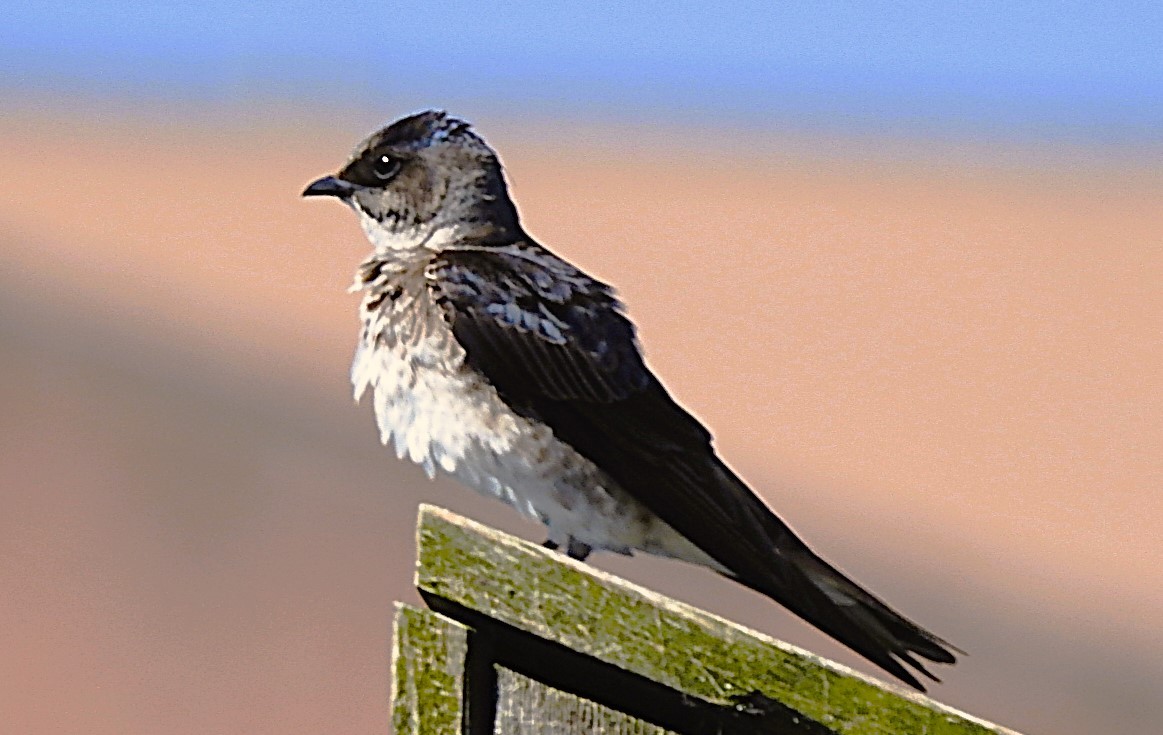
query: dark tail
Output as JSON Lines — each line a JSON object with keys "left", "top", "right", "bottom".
{"left": 731, "top": 547, "right": 960, "bottom": 691}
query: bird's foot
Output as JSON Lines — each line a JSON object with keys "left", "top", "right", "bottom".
{"left": 541, "top": 537, "right": 592, "bottom": 562}
{"left": 566, "top": 538, "right": 593, "bottom": 562}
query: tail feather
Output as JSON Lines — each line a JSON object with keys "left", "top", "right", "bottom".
{"left": 731, "top": 548, "right": 959, "bottom": 692}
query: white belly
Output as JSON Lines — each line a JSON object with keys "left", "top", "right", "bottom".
{"left": 350, "top": 274, "right": 724, "bottom": 569}
{"left": 351, "top": 314, "right": 638, "bottom": 551}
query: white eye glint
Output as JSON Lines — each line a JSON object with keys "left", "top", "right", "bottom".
{"left": 373, "top": 155, "right": 399, "bottom": 180}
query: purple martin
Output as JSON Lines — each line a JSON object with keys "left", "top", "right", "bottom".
{"left": 303, "top": 110, "right": 959, "bottom": 690}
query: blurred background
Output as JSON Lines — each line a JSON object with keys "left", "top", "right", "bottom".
{"left": 2, "top": 3, "right": 1160, "bottom": 734}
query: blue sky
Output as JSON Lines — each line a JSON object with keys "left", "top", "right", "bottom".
{"left": 4, "top": 2, "right": 1160, "bottom": 143}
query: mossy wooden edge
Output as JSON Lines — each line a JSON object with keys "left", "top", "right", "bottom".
{"left": 390, "top": 603, "right": 468, "bottom": 735}
{"left": 416, "top": 505, "right": 1019, "bottom": 735}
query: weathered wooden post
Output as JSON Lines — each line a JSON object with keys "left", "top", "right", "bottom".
{"left": 392, "top": 505, "right": 1019, "bottom": 734}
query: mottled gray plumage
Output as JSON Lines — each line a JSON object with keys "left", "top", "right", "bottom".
{"left": 303, "top": 110, "right": 959, "bottom": 690}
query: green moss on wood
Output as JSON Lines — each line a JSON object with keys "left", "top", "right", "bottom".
{"left": 391, "top": 603, "right": 468, "bottom": 735}
{"left": 415, "top": 505, "right": 1018, "bottom": 735}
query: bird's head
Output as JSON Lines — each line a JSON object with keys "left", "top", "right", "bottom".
{"left": 303, "top": 110, "right": 519, "bottom": 249}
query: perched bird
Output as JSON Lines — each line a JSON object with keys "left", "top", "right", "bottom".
{"left": 303, "top": 110, "right": 959, "bottom": 690}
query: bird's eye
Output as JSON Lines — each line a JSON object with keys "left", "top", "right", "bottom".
{"left": 372, "top": 154, "right": 400, "bottom": 181}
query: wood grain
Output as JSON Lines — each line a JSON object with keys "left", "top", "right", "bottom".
{"left": 416, "top": 505, "right": 1019, "bottom": 735}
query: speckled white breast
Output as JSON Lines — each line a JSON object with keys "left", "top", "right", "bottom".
{"left": 349, "top": 251, "right": 723, "bottom": 568}
{"left": 349, "top": 257, "right": 627, "bottom": 550}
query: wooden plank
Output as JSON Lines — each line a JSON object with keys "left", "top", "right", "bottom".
{"left": 494, "top": 667, "right": 676, "bottom": 735}
{"left": 416, "top": 505, "right": 1020, "bottom": 735}
{"left": 390, "top": 603, "right": 469, "bottom": 735}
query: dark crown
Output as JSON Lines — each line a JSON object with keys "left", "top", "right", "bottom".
{"left": 350, "top": 110, "right": 483, "bottom": 159}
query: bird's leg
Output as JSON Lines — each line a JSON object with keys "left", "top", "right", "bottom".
{"left": 541, "top": 539, "right": 560, "bottom": 551}
{"left": 566, "top": 538, "right": 593, "bottom": 562}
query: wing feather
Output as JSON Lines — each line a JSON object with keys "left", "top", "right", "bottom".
{"left": 430, "top": 243, "right": 957, "bottom": 690}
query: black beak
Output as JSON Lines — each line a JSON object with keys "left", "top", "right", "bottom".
{"left": 302, "top": 175, "right": 358, "bottom": 198}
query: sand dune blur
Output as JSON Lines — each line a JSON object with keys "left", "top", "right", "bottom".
{"left": 1, "top": 111, "right": 1160, "bottom": 734}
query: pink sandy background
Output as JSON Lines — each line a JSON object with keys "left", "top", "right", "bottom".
{"left": 1, "top": 109, "right": 1160, "bottom": 734}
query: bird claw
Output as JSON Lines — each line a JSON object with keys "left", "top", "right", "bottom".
{"left": 566, "top": 538, "right": 593, "bottom": 562}
{"left": 541, "top": 537, "right": 592, "bottom": 562}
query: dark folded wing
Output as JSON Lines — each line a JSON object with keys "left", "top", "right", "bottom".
{"left": 430, "top": 244, "right": 957, "bottom": 690}
{"left": 430, "top": 244, "right": 651, "bottom": 404}
{"left": 430, "top": 244, "right": 796, "bottom": 559}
